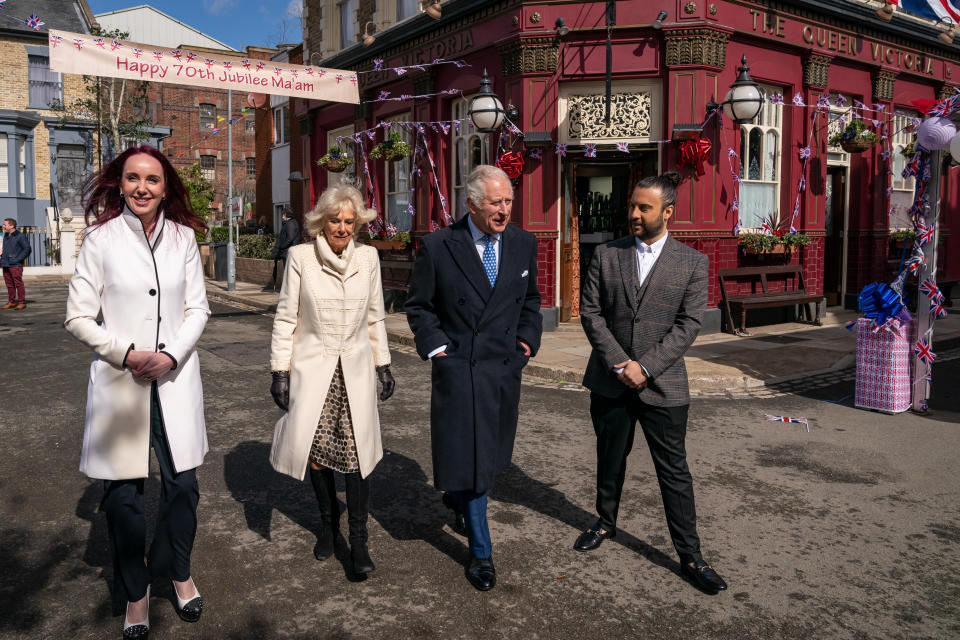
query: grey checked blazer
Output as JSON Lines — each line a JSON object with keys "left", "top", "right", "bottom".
{"left": 580, "top": 235, "right": 708, "bottom": 406}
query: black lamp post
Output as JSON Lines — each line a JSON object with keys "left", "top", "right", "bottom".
{"left": 707, "top": 55, "right": 765, "bottom": 124}
{"left": 467, "top": 69, "right": 506, "bottom": 133}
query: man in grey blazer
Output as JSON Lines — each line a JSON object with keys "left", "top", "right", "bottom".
{"left": 574, "top": 173, "right": 727, "bottom": 594}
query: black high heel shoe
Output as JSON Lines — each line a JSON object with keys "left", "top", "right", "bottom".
{"left": 122, "top": 586, "right": 149, "bottom": 639}
{"left": 172, "top": 580, "right": 203, "bottom": 622}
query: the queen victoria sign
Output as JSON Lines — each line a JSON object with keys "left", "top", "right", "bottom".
{"left": 47, "top": 29, "right": 360, "bottom": 103}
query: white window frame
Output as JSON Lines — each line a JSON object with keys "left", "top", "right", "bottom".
{"left": 199, "top": 103, "right": 216, "bottom": 131}
{"left": 397, "top": 0, "right": 418, "bottom": 21}
{"left": 17, "top": 136, "right": 26, "bottom": 195}
{"left": 384, "top": 115, "right": 412, "bottom": 232}
{"left": 246, "top": 157, "right": 256, "bottom": 177}
{"left": 450, "top": 97, "right": 490, "bottom": 221}
{"left": 27, "top": 53, "right": 63, "bottom": 109}
{"left": 339, "top": 0, "right": 356, "bottom": 48}
{"left": 890, "top": 109, "right": 919, "bottom": 230}
{"left": 738, "top": 82, "right": 783, "bottom": 230}
{"left": 273, "top": 105, "right": 289, "bottom": 146}
{"left": 200, "top": 154, "right": 216, "bottom": 182}
{"left": 0, "top": 134, "right": 8, "bottom": 194}
{"left": 327, "top": 124, "right": 356, "bottom": 186}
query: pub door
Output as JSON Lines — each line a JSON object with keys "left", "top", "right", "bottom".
{"left": 560, "top": 151, "right": 658, "bottom": 319}
{"left": 823, "top": 165, "right": 849, "bottom": 306}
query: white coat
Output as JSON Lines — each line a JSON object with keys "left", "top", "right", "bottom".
{"left": 65, "top": 210, "right": 210, "bottom": 480}
{"left": 269, "top": 237, "right": 390, "bottom": 481}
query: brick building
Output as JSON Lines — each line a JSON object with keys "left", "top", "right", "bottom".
{"left": 288, "top": 0, "right": 960, "bottom": 332}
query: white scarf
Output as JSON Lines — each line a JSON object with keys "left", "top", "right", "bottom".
{"left": 315, "top": 234, "right": 355, "bottom": 275}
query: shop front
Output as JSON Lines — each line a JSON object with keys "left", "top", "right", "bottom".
{"left": 298, "top": 0, "right": 960, "bottom": 332}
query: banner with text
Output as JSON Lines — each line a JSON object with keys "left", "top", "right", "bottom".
{"left": 48, "top": 29, "right": 359, "bottom": 104}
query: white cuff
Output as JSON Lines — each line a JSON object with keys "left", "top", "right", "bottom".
{"left": 427, "top": 344, "right": 448, "bottom": 358}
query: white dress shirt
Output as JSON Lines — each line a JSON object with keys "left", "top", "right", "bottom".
{"left": 427, "top": 217, "right": 502, "bottom": 359}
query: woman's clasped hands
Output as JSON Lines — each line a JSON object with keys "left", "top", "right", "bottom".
{"left": 126, "top": 350, "right": 175, "bottom": 382}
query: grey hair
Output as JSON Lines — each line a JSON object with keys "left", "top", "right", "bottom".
{"left": 464, "top": 165, "right": 512, "bottom": 207}
{"left": 304, "top": 184, "right": 377, "bottom": 238}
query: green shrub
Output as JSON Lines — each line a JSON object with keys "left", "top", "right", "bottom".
{"left": 237, "top": 234, "right": 277, "bottom": 259}
{"left": 210, "top": 226, "right": 229, "bottom": 243}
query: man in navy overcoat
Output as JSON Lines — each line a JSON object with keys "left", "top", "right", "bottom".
{"left": 405, "top": 164, "right": 543, "bottom": 591}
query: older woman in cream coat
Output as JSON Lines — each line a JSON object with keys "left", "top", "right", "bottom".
{"left": 269, "top": 184, "right": 395, "bottom": 575}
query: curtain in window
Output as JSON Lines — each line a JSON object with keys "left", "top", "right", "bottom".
{"left": 28, "top": 55, "right": 61, "bottom": 108}
{"left": 0, "top": 134, "right": 8, "bottom": 194}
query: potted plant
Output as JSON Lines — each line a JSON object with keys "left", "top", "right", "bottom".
{"left": 369, "top": 230, "right": 410, "bottom": 251}
{"left": 780, "top": 231, "right": 812, "bottom": 251}
{"left": 317, "top": 147, "right": 351, "bottom": 172}
{"left": 901, "top": 139, "right": 916, "bottom": 159}
{"left": 889, "top": 228, "right": 916, "bottom": 250}
{"left": 828, "top": 118, "right": 881, "bottom": 154}
{"left": 369, "top": 131, "right": 412, "bottom": 162}
{"left": 738, "top": 232, "right": 777, "bottom": 255}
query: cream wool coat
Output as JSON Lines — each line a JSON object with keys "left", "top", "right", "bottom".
{"left": 65, "top": 211, "right": 210, "bottom": 480}
{"left": 269, "top": 237, "right": 390, "bottom": 481}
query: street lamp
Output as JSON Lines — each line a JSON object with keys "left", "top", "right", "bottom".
{"left": 708, "top": 55, "right": 764, "bottom": 124}
{"left": 467, "top": 69, "right": 505, "bottom": 133}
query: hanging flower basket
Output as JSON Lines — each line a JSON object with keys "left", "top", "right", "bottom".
{"left": 317, "top": 147, "right": 352, "bottom": 172}
{"left": 840, "top": 137, "right": 878, "bottom": 154}
{"left": 830, "top": 119, "right": 880, "bottom": 154}
{"left": 370, "top": 132, "right": 412, "bottom": 163}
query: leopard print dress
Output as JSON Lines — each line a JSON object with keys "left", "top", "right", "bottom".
{"left": 308, "top": 360, "right": 360, "bottom": 473}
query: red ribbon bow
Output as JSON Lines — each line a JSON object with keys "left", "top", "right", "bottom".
{"left": 496, "top": 151, "right": 524, "bottom": 179}
{"left": 677, "top": 138, "right": 712, "bottom": 177}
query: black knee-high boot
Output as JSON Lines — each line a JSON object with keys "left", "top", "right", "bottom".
{"left": 308, "top": 466, "right": 339, "bottom": 561}
{"left": 343, "top": 472, "right": 374, "bottom": 574}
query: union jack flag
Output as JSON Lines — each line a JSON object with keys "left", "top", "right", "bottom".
{"left": 111, "top": 40, "right": 123, "bottom": 51}
{"left": 871, "top": 119, "right": 882, "bottom": 128}
{"left": 929, "top": 94, "right": 960, "bottom": 117}
{"left": 508, "top": 123, "right": 522, "bottom": 136}
{"left": 289, "top": 69, "right": 297, "bottom": 78}
{"left": 255, "top": 60, "right": 264, "bottom": 71}
{"left": 932, "top": 300, "right": 948, "bottom": 318}
{"left": 153, "top": 51, "right": 163, "bottom": 61}
{"left": 430, "top": 221, "right": 440, "bottom": 232}
{"left": 790, "top": 224, "right": 798, "bottom": 234}
{"left": 874, "top": 103, "right": 886, "bottom": 113}
{"left": 918, "top": 223, "right": 935, "bottom": 246}
{"left": 349, "top": 75, "right": 358, "bottom": 85}
{"left": 133, "top": 48, "right": 144, "bottom": 58}
{"left": 377, "top": 91, "right": 390, "bottom": 101}
{"left": 853, "top": 99, "right": 868, "bottom": 111}
{"left": 239, "top": 58, "right": 249, "bottom": 69}
{"left": 73, "top": 38, "right": 84, "bottom": 51}
{"left": 453, "top": 60, "right": 469, "bottom": 68}
{"left": 908, "top": 256, "right": 926, "bottom": 275}
{"left": 395, "top": 67, "right": 408, "bottom": 76}
{"left": 223, "top": 61, "right": 232, "bottom": 70}
{"left": 799, "top": 146, "right": 811, "bottom": 159}
{"left": 761, "top": 219, "right": 772, "bottom": 235}
{"left": 880, "top": 149, "right": 891, "bottom": 161}
{"left": 205, "top": 58, "right": 215, "bottom": 69}
{"left": 373, "top": 58, "right": 384, "bottom": 71}
{"left": 304, "top": 67, "right": 313, "bottom": 75}
{"left": 792, "top": 200, "right": 800, "bottom": 217}
{"left": 584, "top": 144, "right": 597, "bottom": 158}
{"left": 94, "top": 38, "right": 105, "bottom": 48}
{"left": 764, "top": 414, "right": 810, "bottom": 432}
{"left": 730, "top": 198, "right": 739, "bottom": 213}
{"left": 439, "top": 123, "right": 451, "bottom": 134}
{"left": 616, "top": 141, "right": 629, "bottom": 153}
{"left": 49, "top": 34, "right": 63, "bottom": 47}
{"left": 792, "top": 93, "right": 806, "bottom": 107}
{"left": 316, "top": 69, "right": 326, "bottom": 77}
{"left": 727, "top": 147, "right": 738, "bottom": 158}
{"left": 798, "top": 176, "right": 806, "bottom": 192}
{"left": 555, "top": 143, "right": 567, "bottom": 157}
{"left": 920, "top": 278, "right": 940, "bottom": 299}
{"left": 443, "top": 212, "right": 454, "bottom": 225}
{"left": 407, "top": 203, "right": 416, "bottom": 215}
{"left": 274, "top": 67, "right": 283, "bottom": 75}
{"left": 25, "top": 14, "right": 44, "bottom": 30}
{"left": 835, "top": 94, "right": 847, "bottom": 107}
{"left": 768, "top": 93, "right": 784, "bottom": 105}
{"left": 732, "top": 173, "right": 743, "bottom": 184}
{"left": 816, "top": 95, "right": 830, "bottom": 109}
{"left": 528, "top": 148, "right": 542, "bottom": 160}
{"left": 914, "top": 339, "right": 937, "bottom": 365}
{"left": 0, "top": 1, "right": 5, "bottom": 8}
{"left": 380, "top": 120, "right": 392, "bottom": 130}
{"left": 733, "top": 218, "right": 742, "bottom": 235}
{"left": 172, "top": 49, "right": 183, "bottom": 61}
{"left": 365, "top": 130, "right": 376, "bottom": 140}
{"left": 186, "top": 52, "right": 198, "bottom": 63}
{"left": 335, "top": 74, "right": 344, "bottom": 83}
{"left": 385, "top": 223, "right": 398, "bottom": 237}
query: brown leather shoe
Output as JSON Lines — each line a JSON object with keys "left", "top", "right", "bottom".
{"left": 1, "top": 303, "right": 15, "bottom": 309}
{"left": 14, "top": 303, "right": 26, "bottom": 310}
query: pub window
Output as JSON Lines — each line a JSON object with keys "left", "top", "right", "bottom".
{"left": 0, "top": 134, "right": 8, "bottom": 194}
{"left": 339, "top": 0, "right": 356, "bottom": 48}
{"left": 397, "top": 0, "right": 418, "bottom": 20}
{"left": 199, "top": 103, "right": 216, "bottom": 130}
{"left": 890, "top": 109, "right": 919, "bottom": 229}
{"left": 739, "top": 82, "right": 783, "bottom": 230}
{"left": 245, "top": 116, "right": 255, "bottom": 133}
{"left": 384, "top": 115, "right": 412, "bottom": 232}
{"left": 200, "top": 155, "right": 215, "bottom": 181}
{"left": 273, "top": 105, "right": 289, "bottom": 145}
{"left": 246, "top": 157, "right": 256, "bottom": 177}
{"left": 28, "top": 54, "right": 62, "bottom": 109}
{"left": 327, "top": 124, "right": 356, "bottom": 185}
{"left": 450, "top": 98, "right": 489, "bottom": 221}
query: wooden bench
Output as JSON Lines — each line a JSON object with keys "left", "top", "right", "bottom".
{"left": 718, "top": 265, "right": 823, "bottom": 336}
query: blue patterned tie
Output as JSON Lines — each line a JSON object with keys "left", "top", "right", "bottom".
{"left": 481, "top": 234, "right": 498, "bottom": 288}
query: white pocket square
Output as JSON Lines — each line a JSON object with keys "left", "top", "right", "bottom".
{"left": 521, "top": 270, "right": 529, "bottom": 278}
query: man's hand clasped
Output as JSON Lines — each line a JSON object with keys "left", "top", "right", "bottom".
{"left": 615, "top": 360, "right": 648, "bottom": 390}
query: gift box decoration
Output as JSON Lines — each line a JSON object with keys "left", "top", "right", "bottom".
{"left": 854, "top": 318, "right": 912, "bottom": 413}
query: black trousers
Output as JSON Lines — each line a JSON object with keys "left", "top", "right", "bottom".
{"left": 589, "top": 391, "right": 702, "bottom": 562}
{"left": 100, "top": 383, "right": 200, "bottom": 602}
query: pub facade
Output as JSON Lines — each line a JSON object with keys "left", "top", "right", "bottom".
{"left": 295, "top": 0, "right": 960, "bottom": 331}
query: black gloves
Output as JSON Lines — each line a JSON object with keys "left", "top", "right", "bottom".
{"left": 376, "top": 365, "right": 395, "bottom": 401}
{"left": 271, "top": 371, "right": 290, "bottom": 411}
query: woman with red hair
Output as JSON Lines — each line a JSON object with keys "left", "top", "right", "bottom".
{"left": 66, "top": 145, "right": 210, "bottom": 639}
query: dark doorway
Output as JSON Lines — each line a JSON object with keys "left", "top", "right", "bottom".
{"left": 824, "top": 165, "right": 847, "bottom": 306}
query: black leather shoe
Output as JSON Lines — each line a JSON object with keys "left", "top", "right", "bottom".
{"left": 172, "top": 581, "right": 203, "bottom": 622}
{"left": 466, "top": 556, "right": 496, "bottom": 591}
{"left": 681, "top": 560, "right": 728, "bottom": 594}
{"left": 573, "top": 523, "right": 614, "bottom": 552}
{"left": 442, "top": 492, "right": 467, "bottom": 536}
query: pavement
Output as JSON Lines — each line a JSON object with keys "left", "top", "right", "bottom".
{"left": 5, "top": 280, "right": 960, "bottom": 639}
{"left": 205, "top": 277, "right": 960, "bottom": 394}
